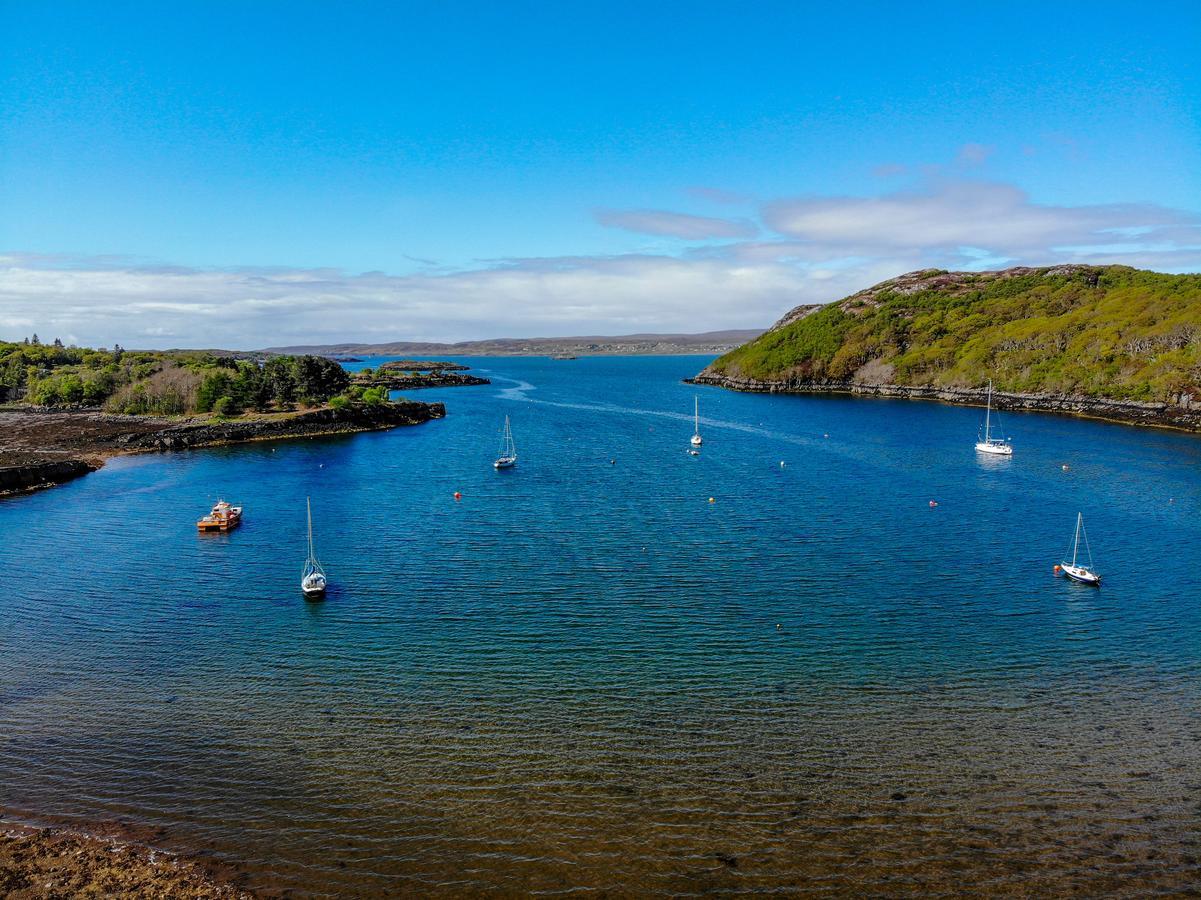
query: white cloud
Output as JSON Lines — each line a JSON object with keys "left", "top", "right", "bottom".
{"left": 3, "top": 178, "right": 1198, "bottom": 350}
{"left": 0, "top": 252, "right": 840, "bottom": 349}
{"left": 762, "top": 180, "right": 1199, "bottom": 259}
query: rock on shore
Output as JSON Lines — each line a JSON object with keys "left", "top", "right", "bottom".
{"left": 688, "top": 372, "right": 1201, "bottom": 431}
{"left": 0, "top": 458, "right": 96, "bottom": 496}
{"left": 0, "top": 401, "right": 445, "bottom": 496}
{"left": 0, "top": 824, "right": 253, "bottom": 898}
{"left": 119, "top": 400, "right": 445, "bottom": 452}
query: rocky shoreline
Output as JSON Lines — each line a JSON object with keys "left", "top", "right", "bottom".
{"left": 0, "top": 401, "right": 445, "bottom": 497}
{"left": 0, "top": 820, "right": 254, "bottom": 898}
{"left": 357, "top": 371, "right": 491, "bottom": 389}
{"left": 356, "top": 359, "right": 490, "bottom": 390}
{"left": 687, "top": 373, "right": 1201, "bottom": 432}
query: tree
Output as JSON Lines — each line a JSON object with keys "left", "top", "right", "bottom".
{"left": 196, "top": 371, "right": 233, "bottom": 413}
{"left": 263, "top": 356, "right": 297, "bottom": 407}
{"left": 361, "top": 386, "right": 388, "bottom": 406}
{"left": 293, "top": 355, "right": 350, "bottom": 402}
{"left": 212, "top": 395, "right": 242, "bottom": 418}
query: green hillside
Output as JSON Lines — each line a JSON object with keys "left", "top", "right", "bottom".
{"left": 706, "top": 265, "right": 1201, "bottom": 401}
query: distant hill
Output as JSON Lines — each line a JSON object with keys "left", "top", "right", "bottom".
{"left": 263, "top": 329, "right": 764, "bottom": 357}
{"left": 693, "top": 265, "right": 1201, "bottom": 430}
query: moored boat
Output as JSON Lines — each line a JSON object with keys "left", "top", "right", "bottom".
{"left": 1056, "top": 512, "right": 1101, "bottom": 586}
{"left": 197, "top": 499, "right": 243, "bottom": 532}
{"left": 301, "top": 497, "right": 327, "bottom": 598}
{"left": 975, "top": 379, "right": 1013, "bottom": 455}
{"left": 691, "top": 396, "right": 703, "bottom": 447}
{"left": 494, "top": 416, "right": 517, "bottom": 469}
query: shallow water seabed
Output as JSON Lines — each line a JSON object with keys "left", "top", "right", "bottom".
{"left": 2, "top": 355, "right": 1200, "bottom": 895}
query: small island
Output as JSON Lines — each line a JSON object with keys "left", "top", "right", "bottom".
{"left": 0, "top": 340, "right": 444, "bottom": 495}
{"left": 352, "top": 359, "right": 490, "bottom": 390}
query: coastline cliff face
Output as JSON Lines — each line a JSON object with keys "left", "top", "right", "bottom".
{"left": 694, "top": 265, "right": 1201, "bottom": 431}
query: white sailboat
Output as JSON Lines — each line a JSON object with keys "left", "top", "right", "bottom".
{"left": 1058, "top": 512, "right": 1101, "bottom": 586}
{"left": 690, "top": 396, "right": 703, "bottom": 447}
{"left": 494, "top": 416, "right": 517, "bottom": 469}
{"left": 975, "top": 380, "right": 1013, "bottom": 455}
{"left": 301, "top": 497, "right": 327, "bottom": 597}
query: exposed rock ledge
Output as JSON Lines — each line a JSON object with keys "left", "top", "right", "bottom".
{"left": 355, "top": 371, "right": 490, "bottom": 390}
{"left": 116, "top": 401, "right": 445, "bottom": 452}
{"left": 0, "top": 458, "right": 97, "bottom": 496}
{"left": 687, "top": 373, "right": 1201, "bottom": 432}
{"left": 0, "top": 401, "right": 445, "bottom": 497}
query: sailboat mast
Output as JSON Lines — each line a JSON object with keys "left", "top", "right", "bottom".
{"left": 984, "top": 380, "right": 992, "bottom": 441}
{"left": 307, "top": 497, "right": 315, "bottom": 561}
{"left": 694, "top": 396, "right": 699, "bottom": 433}
{"left": 1072, "top": 512, "right": 1081, "bottom": 566}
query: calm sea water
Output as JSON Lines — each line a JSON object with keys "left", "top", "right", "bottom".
{"left": 3, "top": 355, "right": 1201, "bottom": 895}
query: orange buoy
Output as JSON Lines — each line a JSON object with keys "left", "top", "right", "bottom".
{"left": 708, "top": 497, "right": 715, "bottom": 503}
{"left": 1054, "top": 564, "right": 1062, "bottom": 574}
{"left": 453, "top": 491, "right": 462, "bottom": 501}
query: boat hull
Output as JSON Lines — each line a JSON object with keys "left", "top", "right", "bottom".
{"left": 494, "top": 457, "right": 516, "bottom": 469}
{"left": 1061, "top": 565, "right": 1101, "bottom": 586}
{"left": 975, "top": 441, "right": 1012, "bottom": 455}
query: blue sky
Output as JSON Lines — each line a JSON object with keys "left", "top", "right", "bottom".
{"left": 1, "top": 1, "right": 1199, "bottom": 347}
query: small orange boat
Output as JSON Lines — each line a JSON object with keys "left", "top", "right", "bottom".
{"left": 197, "top": 499, "right": 243, "bottom": 532}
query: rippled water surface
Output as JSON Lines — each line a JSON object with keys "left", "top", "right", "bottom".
{"left": 3, "top": 356, "right": 1201, "bottom": 896}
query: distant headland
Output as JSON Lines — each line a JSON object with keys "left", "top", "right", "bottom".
{"left": 263, "top": 329, "right": 764, "bottom": 358}
{"left": 692, "top": 265, "right": 1201, "bottom": 432}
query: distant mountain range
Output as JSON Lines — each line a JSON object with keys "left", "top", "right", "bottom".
{"left": 263, "top": 329, "right": 765, "bottom": 357}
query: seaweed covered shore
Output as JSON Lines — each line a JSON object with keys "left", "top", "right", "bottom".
{"left": 0, "top": 401, "right": 444, "bottom": 496}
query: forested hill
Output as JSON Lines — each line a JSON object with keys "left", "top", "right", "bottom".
{"left": 0, "top": 341, "right": 375, "bottom": 417}
{"left": 698, "top": 265, "right": 1201, "bottom": 403}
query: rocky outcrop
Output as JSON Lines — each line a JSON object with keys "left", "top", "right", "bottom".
{"left": 0, "top": 401, "right": 445, "bottom": 497}
{"left": 688, "top": 372, "right": 1201, "bottom": 431}
{"left": 378, "top": 360, "right": 468, "bottom": 372}
{"left": 0, "top": 458, "right": 96, "bottom": 496}
{"left": 119, "top": 401, "right": 446, "bottom": 453}
{"left": 356, "top": 372, "right": 490, "bottom": 390}
{"left": 768, "top": 302, "right": 822, "bottom": 330}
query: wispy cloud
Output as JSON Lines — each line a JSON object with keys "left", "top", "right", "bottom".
{"left": 762, "top": 180, "right": 1200, "bottom": 260}
{"left": 955, "top": 142, "right": 994, "bottom": 166}
{"left": 594, "top": 208, "right": 758, "bottom": 239}
{"left": 685, "top": 186, "right": 752, "bottom": 205}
